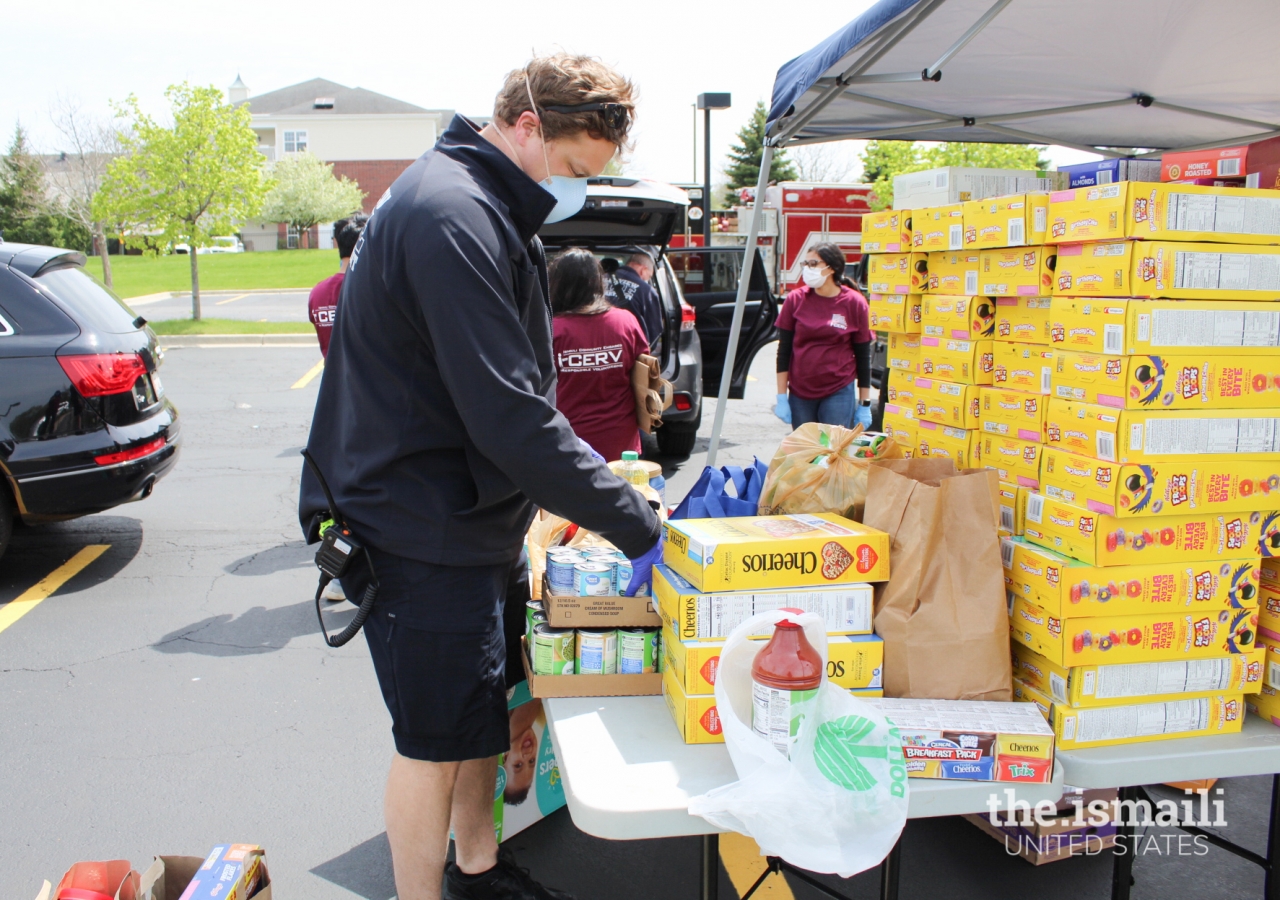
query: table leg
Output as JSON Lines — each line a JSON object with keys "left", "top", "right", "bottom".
{"left": 879, "top": 834, "right": 902, "bottom": 900}
{"left": 1111, "top": 785, "right": 1139, "bottom": 900}
{"left": 1267, "top": 774, "right": 1280, "bottom": 900}
{"left": 701, "top": 833, "right": 719, "bottom": 900}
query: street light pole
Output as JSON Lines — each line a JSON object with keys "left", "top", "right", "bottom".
{"left": 696, "top": 93, "right": 731, "bottom": 248}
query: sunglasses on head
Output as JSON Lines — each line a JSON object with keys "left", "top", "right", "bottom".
{"left": 542, "top": 101, "right": 630, "bottom": 130}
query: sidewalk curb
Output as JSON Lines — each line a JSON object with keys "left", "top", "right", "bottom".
{"left": 159, "top": 334, "right": 317, "bottom": 348}
{"left": 126, "top": 287, "right": 311, "bottom": 304}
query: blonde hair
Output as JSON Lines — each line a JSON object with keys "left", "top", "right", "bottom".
{"left": 494, "top": 54, "right": 636, "bottom": 148}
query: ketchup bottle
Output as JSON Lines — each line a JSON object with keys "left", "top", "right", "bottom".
{"left": 751, "top": 617, "right": 824, "bottom": 758}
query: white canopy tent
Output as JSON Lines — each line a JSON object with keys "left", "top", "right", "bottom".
{"left": 705, "top": 0, "right": 1280, "bottom": 464}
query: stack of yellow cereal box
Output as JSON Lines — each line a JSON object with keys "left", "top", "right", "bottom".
{"left": 863, "top": 208, "right": 923, "bottom": 454}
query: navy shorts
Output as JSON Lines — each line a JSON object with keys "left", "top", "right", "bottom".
{"left": 346, "top": 547, "right": 529, "bottom": 763}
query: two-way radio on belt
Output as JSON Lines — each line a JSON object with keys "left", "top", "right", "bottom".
{"left": 301, "top": 449, "right": 378, "bottom": 648}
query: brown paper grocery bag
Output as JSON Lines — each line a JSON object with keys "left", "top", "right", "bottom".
{"left": 864, "top": 459, "right": 1012, "bottom": 701}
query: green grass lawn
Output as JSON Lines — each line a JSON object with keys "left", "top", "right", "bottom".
{"left": 93, "top": 249, "right": 341, "bottom": 299}
{"left": 148, "top": 318, "right": 315, "bottom": 335}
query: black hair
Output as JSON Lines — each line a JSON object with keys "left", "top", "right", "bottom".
{"left": 549, "top": 247, "right": 605, "bottom": 314}
{"left": 811, "top": 241, "right": 855, "bottom": 289}
{"left": 334, "top": 214, "right": 369, "bottom": 259}
{"left": 504, "top": 784, "right": 530, "bottom": 805}
{"left": 600, "top": 256, "right": 620, "bottom": 275}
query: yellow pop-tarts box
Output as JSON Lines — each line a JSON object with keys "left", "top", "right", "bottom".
{"left": 1004, "top": 535, "right": 1261, "bottom": 619}
{"left": 1131, "top": 241, "right": 1280, "bottom": 300}
{"left": 912, "top": 204, "right": 964, "bottom": 251}
{"left": 979, "top": 246, "right": 1056, "bottom": 297}
{"left": 1049, "top": 297, "right": 1280, "bottom": 358}
{"left": 885, "top": 369, "right": 917, "bottom": 407}
{"left": 1023, "top": 493, "right": 1275, "bottom": 566}
{"left": 861, "top": 208, "right": 912, "bottom": 253}
{"left": 912, "top": 376, "right": 980, "bottom": 428}
{"left": 982, "top": 434, "right": 1043, "bottom": 488}
{"left": 662, "top": 513, "right": 891, "bottom": 592}
{"left": 869, "top": 292, "right": 922, "bottom": 334}
{"left": 981, "top": 387, "right": 1047, "bottom": 442}
{"left": 883, "top": 405, "right": 917, "bottom": 453}
{"left": 920, "top": 336, "right": 994, "bottom": 385}
{"left": 995, "top": 296, "right": 1053, "bottom": 345}
{"left": 662, "top": 665, "right": 723, "bottom": 744}
{"left": 993, "top": 341, "right": 1053, "bottom": 395}
{"left": 916, "top": 420, "right": 981, "bottom": 468}
{"left": 1051, "top": 692, "right": 1245, "bottom": 750}
{"left": 1046, "top": 182, "right": 1280, "bottom": 246}
{"left": 963, "top": 193, "right": 1050, "bottom": 249}
{"left": 1052, "top": 241, "right": 1136, "bottom": 297}
{"left": 924, "top": 250, "right": 980, "bottom": 294}
{"left": 887, "top": 332, "right": 921, "bottom": 373}
{"left": 867, "top": 251, "right": 929, "bottom": 294}
{"left": 1052, "top": 349, "right": 1280, "bottom": 410}
{"left": 921, "top": 294, "right": 997, "bottom": 341}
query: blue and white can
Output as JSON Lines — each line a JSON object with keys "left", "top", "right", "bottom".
{"left": 574, "top": 562, "right": 613, "bottom": 596}
{"left": 546, "top": 550, "right": 582, "bottom": 595}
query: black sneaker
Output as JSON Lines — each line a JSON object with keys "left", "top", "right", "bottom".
{"left": 442, "top": 848, "right": 575, "bottom": 900}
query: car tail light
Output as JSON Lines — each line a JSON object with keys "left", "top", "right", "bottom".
{"left": 680, "top": 302, "right": 697, "bottom": 332}
{"left": 58, "top": 353, "right": 147, "bottom": 397}
{"left": 94, "top": 436, "right": 166, "bottom": 466}
{"left": 672, "top": 392, "right": 693, "bottom": 411}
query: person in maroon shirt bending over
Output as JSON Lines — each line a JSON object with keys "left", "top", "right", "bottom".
{"left": 308, "top": 214, "right": 368, "bottom": 357}
{"left": 551, "top": 248, "right": 649, "bottom": 462}
{"left": 774, "top": 241, "right": 874, "bottom": 429}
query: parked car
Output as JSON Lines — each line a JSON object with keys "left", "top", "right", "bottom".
{"left": 539, "top": 178, "right": 779, "bottom": 458}
{"left": 0, "top": 243, "right": 179, "bottom": 559}
{"left": 173, "top": 236, "right": 244, "bottom": 254}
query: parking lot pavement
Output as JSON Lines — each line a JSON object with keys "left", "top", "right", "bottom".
{"left": 128, "top": 290, "right": 313, "bottom": 322}
{"left": 0, "top": 343, "right": 1271, "bottom": 900}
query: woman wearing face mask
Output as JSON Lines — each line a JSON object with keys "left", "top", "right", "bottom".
{"left": 774, "top": 242, "right": 874, "bottom": 430}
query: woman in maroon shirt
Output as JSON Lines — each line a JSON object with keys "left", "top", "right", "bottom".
{"left": 774, "top": 242, "right": 874, "bottom": 429}
{"left": 550, "top": 248, "right": 650, "bottom": 462}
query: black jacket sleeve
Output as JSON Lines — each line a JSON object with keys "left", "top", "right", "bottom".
{"left": 776, "top": 328, "right": 794, "bottom": 372}
{"left": 853, "top": 339, "right": 872, "bottom": 389}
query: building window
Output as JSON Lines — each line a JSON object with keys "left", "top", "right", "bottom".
{"left": 286, "top": 225, "right": 300, "bottom": 249}
{"left": 284, "top": 130, "right": 308, "bottom": 153}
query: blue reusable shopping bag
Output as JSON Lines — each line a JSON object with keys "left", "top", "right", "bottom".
{"left": 669, "top": 459, "right": 770, "bottom": 520}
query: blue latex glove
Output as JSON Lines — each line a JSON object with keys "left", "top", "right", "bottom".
{"left": 625, "top": 539, "right": 663, "bottom": 596}
{"left": 774, "top": 393, "right": 792, "bottom": 424}
{"left": 579, "top": 438, "right": 605, "bottom": 463}
{"left": 853, "top": 402, "right": 873, "bottom": 430}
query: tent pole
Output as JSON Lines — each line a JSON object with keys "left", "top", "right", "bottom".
{"left": 706, "top": 144, "right": 774, "bottom": 469}
{"left": 923, "top": 0, "right": 1013, "bottom": 78}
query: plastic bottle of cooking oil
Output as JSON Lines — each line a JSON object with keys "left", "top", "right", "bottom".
{"left": 616, "top": 450, "right": 649, "bottom": 487}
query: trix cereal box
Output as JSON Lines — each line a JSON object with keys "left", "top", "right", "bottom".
{"left": 925, "top": 250, "right": 981, "bottom": 294}
{"left": 887, "top": 332, "right": 921, "bottom": 373}
{"left": 867, "top": 251, "right": 929, "bottom": 294}
{"left": 913, "top": 376, "right": 980, "bottom": 428}
{"left": 983, "top": 434, "right": 1043, "bottom": 488}
{"left": 919, "top": 336, "right": 994, "bottom": 385}
{"left": 979, "top": 246, "right": 1056, "bottom": 296}
{"left": 662, "top": 514, "right": 890, "bottom": 592}
{"left": 921, "top": 294, "right": 997, "bottom": 341}
{"left": 1012, "top": 644, "right": 1263, "bottom": 710}
{"left": 1046, "top": 182, "right": 1280, "bottom": 245}
{"left": 866, "top": 697, "right": 1055, "bottom": 782}
{"left": 861, "top": 208, "right": 912, "bottom": 253}
{"left": 982, "top": 387, "right": 1047, "bottom": 442}
{"left": 993, "top": 341, "right": 1054, "bottom": 395}
{"left": 963, "top": 193, "right": 1050, "bottom": 249}
{"left": 912, "top": 203, "right": 965, "bottom": 251}
{"left": 1132, "top": 242, "right": 1280, "bottom": 300}
{"left": 1051, "top": 349, "right": 1280, "bottom": 410}
{"left": 1040, "top": 446, "right": 1280, "bottom": 517}
{"left": 995, "top": 296, "right": 1053, "bottom": 345}
{"left": 1023, "top": 493, "right": 1274, "bottom": 566}
{"left": 869, "top": 292, "right": 922, "bottom": 334}
{"left": 1048, "top": 297, "right": 1280, "bottom": 357}
{"left": 916, "top": 420, "right": 981, "bottom": 468}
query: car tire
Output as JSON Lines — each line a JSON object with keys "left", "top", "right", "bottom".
{"left": 0, "top": 486, "right": 12, "bottom": 561}
{"left": 656, "top": 422, "right": 699, "bottom": 458}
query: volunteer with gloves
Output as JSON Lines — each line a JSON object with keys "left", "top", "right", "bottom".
{"left": 774, "top": 242, "right": 874, "bottom": 430}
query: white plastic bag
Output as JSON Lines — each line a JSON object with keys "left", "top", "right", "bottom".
{"left": 687, "top": 610, "right": 909, "bottom": 878}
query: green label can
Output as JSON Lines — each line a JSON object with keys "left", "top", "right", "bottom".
{"left": 576, "top": 628, "right": 618, "bottom": 674}
{"left": 532, "top": 623, "right": 573, "bottom": 675}
{"left": 618, "top": 626, "right": 658, "bottom": 674}
{"left": 526, "top": 611, "right": 548, "bottom": 646}
{"left": 525, "top": 599, "right": 544, "bottom": 633}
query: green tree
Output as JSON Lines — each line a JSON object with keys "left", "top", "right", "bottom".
{"left": 0, "top": 124, "right": 89, "bottom": 249}
{"left": 725, "top": 101, "right": 798, "bottom": 191}
{"left": 96, "top": 83, "right": 268, "bottom": 319}
{"left": 260, "top": 152, "right": 364, "bottom": 249}
{"left": 859, "top": 140, "right": 1050, "bottom": 210}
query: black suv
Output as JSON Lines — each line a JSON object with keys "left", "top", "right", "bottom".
{"left": 540, "top": 178, "right": 779, "bottom": 457}
{"left": 0, "top": 243, "right": 179, "bottom": 559}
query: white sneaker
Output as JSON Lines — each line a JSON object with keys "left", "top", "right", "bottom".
{"left": 322, "top": 579, "right": 346, "bottom": 602}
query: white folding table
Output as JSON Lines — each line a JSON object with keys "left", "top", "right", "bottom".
{"left": 1057, "top": 716, "right": 1280, "bottom": 900}
{"left": 545, "top": 696, "right": 1065, "bottom": 900}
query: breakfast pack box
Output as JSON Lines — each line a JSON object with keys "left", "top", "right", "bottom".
{"left": 963, "top": 192, "right": 1051, "bottom": 248}
{"left": 885, "top": 369, "right": 918, "bottom": 407}
{"left": 912, "top": 376, "right": 980, "bottom": 428}
{"left": 867, "top": 251, "right": 929, "bottom": 293}
{"left": 866, "top": 697, "right": 1056, "bottom": 782}
{"left": 883, "top": 405, "right": 918, "bottom": 452}
{"left": 1052, "top": 241, "right": 1137, "bottom": 297}
{"left": 887, "top": 332, "right": 922, "bottom": 373}
{"left": 1004, "top": 535, "right": 1261, "bottom": 618}
{"left": 982, "top": 386, "right": 1047, "bottom": 441}
{"left": 1051, "top": 349, "right": 1280, "bottom": 410}
{"left": 920, "top": 336, "right": 994, "bottom": 384}
{"left": 1023, "top": 492, "right": 1274, "bottom": 566}
{"left": 861, "top": 208, "right": 912, "bottom": 253}
{"left": 1040, "top": 446, "right": 1280, "bottom": 518}
{"left": 983, "top": 434, "right": 1043, "bottom": 488}
{"left": 912, "top": 203, "right": 965, "bottom": 251}
{"left": 869, "top": 292, "right": 922, "bottom": 333}
{"left": 921, "top": 294, "right": 997, "bottom": 341}
{"left": 993, "top": 341, "right": 1054, "bottom": 394}
{"left": 1132, "top": 242, "right": 1280, "bottom": 300}
{"left": 995, "top": 296, "right": 1053, "bottom": 345}
{"left": 1049, "top": 692, "right": 1245, "bottom": 750}
{"left": 1048, "top": 297, "right": 1280, "bottom": 357}
{"left": 1045, "top": 181, "right": 1280, "bottom": 245}
{"left": 979, "top": 246, "right": 1056, "bottom": 296}
{"left": 1010, "top": 594, "right": 1258, "bottom": 667}
{"left": 662, "top": 513, "right": 890, "bottom": 592}
{"left": 916, "top": 420, "right": 981, "bottom": 468}
{"left": 925, "top": 250, "right": 981, "bottom": 294}
{"left": 1045, "top": 398, "right": 1280, "bottom": 464}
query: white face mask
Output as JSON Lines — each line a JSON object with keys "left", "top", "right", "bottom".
{"left": 493, "top": 77, "right": 592, "bottom": 224}
{"left": 801, "top": 264, "right": 829, "bottom": 289}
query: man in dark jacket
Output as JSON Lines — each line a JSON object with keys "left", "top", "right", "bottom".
{"left": 606, "top": 249, "right": 663, "bottom": 347}
{"left": 300, "top": 55, "right": 660, "bottom": 900}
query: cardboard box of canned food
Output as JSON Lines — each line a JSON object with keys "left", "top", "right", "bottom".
{"left": 521, "top": 635, "right": 661, "bottom": 698}
{"left": 995, "top": 296, "right": 1053, "bottom": 345}
{"left": 1048, "top": 297, "right": 1280, "bottom": 358}
{"left": 913, "top": 204, "right": 964, "bottom": 251}
{"left": 982, "top": 386, "right": 1047, "bottom": 441}
{"left": 921, "top": 294, "right": 997, "bottom": 341}
{"left": 1045, "top": 181, "right": 1280, "bottom": 245}
{"left": 925, "top": 249, "right": 980, "bottom": 294}
{"left": 963, "top": 193, "right": 1050, "bottom": 249}
{"left": 540, "top": 547, "right": 662, "bottom": 628}
{"left": 869, "top": 292, "right": 922, "bottom": 333}
{"left": 1052, "top": 349, "right": 1280, "bottom": 410}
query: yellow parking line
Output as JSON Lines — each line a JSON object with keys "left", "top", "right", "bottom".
{"left": 0, "top": 545, "right": 110, "bottom": 636}
{"left": 720, "top": 833, "right": 795, "bottom": 898}
{"left": 214, "top": 293, "right": 251, "bottom": 306}
{"left": 291, "top": 358, "right": 325, "bottom": 389}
